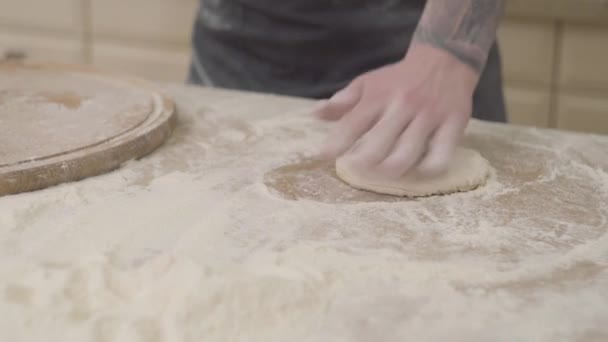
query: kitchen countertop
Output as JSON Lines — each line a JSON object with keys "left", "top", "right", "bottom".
{"left": 1, "top": 84, "right": 607, "bottom": 341}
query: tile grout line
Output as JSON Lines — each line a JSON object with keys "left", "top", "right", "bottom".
{"left": 547, "top": 21, "right": 564, "bottom": 129}
{"left": 82, "top": 0, "right": 93, "bottom": 65}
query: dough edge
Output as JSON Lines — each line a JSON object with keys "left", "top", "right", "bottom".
{"left": 335, "top": 147, "right": 491, "bottom": 197}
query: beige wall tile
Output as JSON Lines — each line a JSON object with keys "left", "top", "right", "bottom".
{"left": 497, "top": 19, "right": 556, "bottom": 86}
{"left": 556, "top": 93, "right": 608, "bottom": 135}
{"left": 0, "top": 0, "right": 84, "bottom": 33}
{"left": 91, "top": 0, "right": 199, "bottom": 44}
{"left": 504, "top": 85, "right": 552, "bottom": 127}
{"left": 559, "top": 24, "right": 608, "bottom": 92}
{"left": 92, "top": 40, "right": 191, "bottom": 82}
{"left": 0, "top": 30, "right": 85, "bottom": 64}
{"left": 506, "top": 0, "right": 608, "bottom": 24}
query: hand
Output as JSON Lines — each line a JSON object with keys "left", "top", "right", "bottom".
{"left": 313, "top": 44, "right": 479, "bottom": 179}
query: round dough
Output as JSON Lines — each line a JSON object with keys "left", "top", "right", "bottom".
{"left": 335, "top": 147, "right": 491, "bottom": 197}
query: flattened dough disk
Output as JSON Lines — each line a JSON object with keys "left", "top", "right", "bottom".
{"left": 335, "top": 147, "right": 491, "bottom": 197}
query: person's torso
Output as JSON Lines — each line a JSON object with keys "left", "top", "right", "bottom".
{"left": 198, "top": 0, "right": 426, "bottom": 36}
{"left": 191, "top": 0, "right": 427, "bottom": 96}
{"left": 189, "top": 0, "right": 506, "bottom": 122}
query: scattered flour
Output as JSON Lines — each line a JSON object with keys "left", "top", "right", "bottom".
{"left": 0, "top": 85, "right": 607, "bottom": 342}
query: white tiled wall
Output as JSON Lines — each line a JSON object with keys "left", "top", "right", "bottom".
{"left": 92, "top": 39, "right": 191, "bottom": 82}
{"left": 504, "top": 86, "right": 552, "bottom": 127}
{"left": 498, "top": 19, "right": 556, "bottom": 87}
{"left": 559, "top": 25, "right": 608, "bottom": 93}
{"left": 1, "top": 0, "right": 608, "bottom": 134}
{"left": 0, "top": 29, "right": 85, "bottom": 64}
{"left": 0, "top": 0, "right": 85, "bottom": 33}
{"left": 557, "top": 94, "right": 608, "bottom": 135}
{"left": 90, "top": 0, "right": 198, "bottom": 44}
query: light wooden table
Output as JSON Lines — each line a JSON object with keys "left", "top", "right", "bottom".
{"left": 1, "top": 83, "right": 607, "bottom": 341}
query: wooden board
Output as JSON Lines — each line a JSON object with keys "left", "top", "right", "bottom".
{"left": 0, "top": 62, "right": 176, "bottom": 196}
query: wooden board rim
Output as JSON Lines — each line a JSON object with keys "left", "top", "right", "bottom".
{"left": 0, "top": 62, "right": 177, "bottom": 196}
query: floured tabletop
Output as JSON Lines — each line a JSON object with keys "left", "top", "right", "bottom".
{"left": 0, "top": 85, "right": 607, "bottom": 341}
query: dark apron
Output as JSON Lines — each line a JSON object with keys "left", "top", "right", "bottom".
{"left": 187, "top": 0, "right": 506, "bottom": 122}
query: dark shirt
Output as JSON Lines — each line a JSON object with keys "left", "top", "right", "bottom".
{"left": 188, "top": 0, "right": 506, "bottom": 122}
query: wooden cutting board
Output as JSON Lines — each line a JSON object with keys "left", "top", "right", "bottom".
{"left": 0, "top": 62, "right": 176, "bottom": 196}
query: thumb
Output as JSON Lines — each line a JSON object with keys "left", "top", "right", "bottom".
{"left": 312, "top": 81, "right": 362, "bottom": 121}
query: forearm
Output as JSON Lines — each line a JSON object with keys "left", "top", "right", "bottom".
{"left": 412, "top": 0, "right": 505, "bottom": 73}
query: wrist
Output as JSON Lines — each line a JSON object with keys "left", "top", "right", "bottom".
{"left": 402, "top": 43, "right": 480, "bottom": 94}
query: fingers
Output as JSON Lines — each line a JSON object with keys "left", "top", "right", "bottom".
{"left": 312, "top": 82, "right": 362, "bottom": 121}
{"left": 346, "top": 99, "right": 415, "bottom": 166}
{"left": 416, "top": 114, "right": 468, "bottom": 176}
{"left": 376, "top": 114, "right": 436, "bottom": 179}
{"left": 319, "top": 101, "right": 381, "bottom": 159}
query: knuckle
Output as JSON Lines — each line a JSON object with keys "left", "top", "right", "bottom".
{"left": 386, "top": 98, "right": 411, "bottom": 117}
{"left": 397, "top": 90, "right": 433, "bottom": 108}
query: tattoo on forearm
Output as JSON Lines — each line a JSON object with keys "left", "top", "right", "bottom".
{"left": 413, "top": 0, "right": 505, "bottom": 73}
